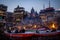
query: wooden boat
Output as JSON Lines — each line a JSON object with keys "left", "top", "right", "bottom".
{"left": 5, "top": 30, "right": 60, "bottom": 37}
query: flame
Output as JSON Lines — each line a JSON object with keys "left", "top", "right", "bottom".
{"left": 52, "top": 24, "right": 55, "bottom": 28}
{"left": 34, "top": 25, "right": 36, "bottom": 28}
{"left": 23, "top": 27, "right": 26, "bottom": 29}
{"left": 51, "top": 24, "right": 55, "bottom": 29}
{"left": 17, "top": 26, "right": 21, "bottom": 30}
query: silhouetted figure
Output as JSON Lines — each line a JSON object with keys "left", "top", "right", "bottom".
{"left": 15, "top": 29, "right": 18, "bottom": 33}
{"left": 51, "top": 28, "right": 56, "bottom": 32}
{"left": 21, "top": 29, "right": 25, "bottom": 33}
{"left": 7, "top": 29, "right": 11, "bottom": 33}
{"left": 19, "top": 29, "right": 25, "bottom": 33}
{"left": 36, "top": 29, "right": 39, "bottom": 33}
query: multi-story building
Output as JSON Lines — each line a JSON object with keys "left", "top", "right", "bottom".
{"left": 39, "top": 9, "right": 47, "bottom": 23}
{"left": 22, "top": 8, "right": 42, "bottom": 29}
{"left": 0, "top": 3, "right": 59, "bottom": 30}
{"left": 39, "top": 7, "right": 55, "bottom": 28}
{"left": 0, "top": 4, "right": 7, "bottom": 29}
{"left": 55, "top": 10, "right": 60, "bottom": 17}
{"left": 39, "top": 0, "right": 55, "bottom": 27}
{"left": 13, "top": 5, "right": 25, "bottom": 26}
{"left": 5, "top": 12, "right": 13, "bottom": 28}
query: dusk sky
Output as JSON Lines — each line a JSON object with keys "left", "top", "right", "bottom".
{"left": 0, "top": 0, "right": 60, "bottom": 12}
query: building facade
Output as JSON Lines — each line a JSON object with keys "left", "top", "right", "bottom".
{"left": 13, "top": 5, "right": 25, "bottom": 26}
{"left": 0, "top": 4, "right": 7, "bottom": 29}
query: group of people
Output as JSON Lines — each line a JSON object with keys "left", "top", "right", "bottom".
{"left": 7, "top": 27, "right": 25, "bottom": 33}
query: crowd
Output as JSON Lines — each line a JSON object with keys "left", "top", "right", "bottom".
{"left": 7, "top": 27, "right": 25, "bottom": 33}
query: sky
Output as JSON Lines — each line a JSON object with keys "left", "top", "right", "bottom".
{"left": 0, "top": 0, "right": 60, "bottom": 13}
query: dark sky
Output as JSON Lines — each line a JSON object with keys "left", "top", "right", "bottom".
{"left": 0, "top": 0, "right": 60, "bottom": 12}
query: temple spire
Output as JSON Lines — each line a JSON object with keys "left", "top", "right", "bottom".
{"left": 31, "top": 7, "right": 35, "bottom": 13}
{"left": 49, "top": 0, "right": 51, "bottom": 8}
{"left": 43, "top": 4, "right": 45, "bottom": 9}
{"left": 17, "top": 5, "right": 20, "bottom": 8}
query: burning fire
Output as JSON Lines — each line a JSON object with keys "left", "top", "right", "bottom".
{"left": 34, "top": 25, "right": 36, "bottom": 28}
{"left": 51, "top": 23, "right": 57, "bottom": 29}
{"left": 23, "top": 27, "right": 26, "bottom": 29}
{"left": 52, "top": 24, "right": 55, "bottom": 28}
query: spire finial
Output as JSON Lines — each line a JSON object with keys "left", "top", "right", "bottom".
{"left": 17, "top": 5, "right": 20, "bottom": 8}
{"left": 43, "top": 4, "right": 45, "bottom": 9}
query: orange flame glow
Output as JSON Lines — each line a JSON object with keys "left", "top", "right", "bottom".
{"left": 34, "top": 25, "right": 36, "bottom": 28}
{"left": 23, "top": 27, "right": 26, "bottom": 29}
{"left": 51, "top": 24, "right": 56, "bottom": 29}
{"left": 52, "top": 24, "right": 55, "bottom": 28}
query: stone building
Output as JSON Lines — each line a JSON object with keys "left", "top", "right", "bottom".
{"left": 13, "top": 5, "right": 25, "bottom": 26}
{"left": 0, "top": 4, "right": 7, "bottom": 30}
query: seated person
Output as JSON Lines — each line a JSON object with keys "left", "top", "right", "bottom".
{"left": 7, "top": 28, "right": 11, "bottom": 33}
{"left": 36, "top": 29, "right": 39, "bottom": 33}
{"left": 7, "top": 29, "right": 11, "bottom": 33}
{"left": 15, "top": 29, "right": 18, "bottom": 33}
{"left": 18, "top": 28, "right": 25, "bottom": 33}
{"left": 20, "top": 29, "right": 25, "bottom": 33}
{"left": 10, "top": 28, "right": 15, "bottom": 33}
